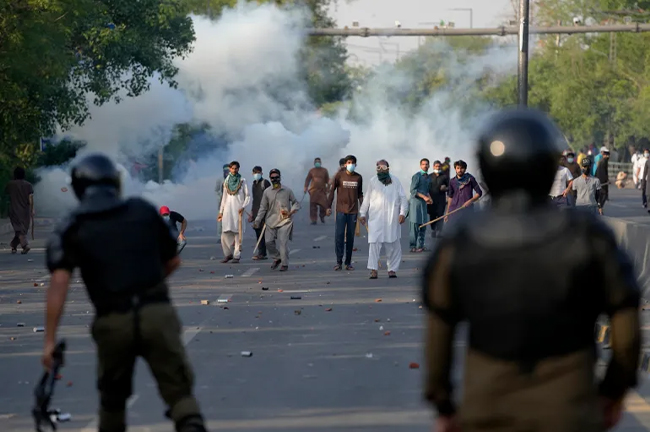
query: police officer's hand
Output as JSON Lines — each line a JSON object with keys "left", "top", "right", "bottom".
{"left": 42, "top": 342, "right": 56, "bottom": 371}
{"left": 217, "top": 213, "right": 223, "bottom": 222}
{"left": 326, "top": 209, "right": 332, "bottom": 217}
{"left": 399, "top": 215, "right": 406, "bottom": 224}
{"left": 248, "top": 214, "right": 253, "bottom": 223}
{"left": 359, "top": 217, "right": 367, "bottom": 226}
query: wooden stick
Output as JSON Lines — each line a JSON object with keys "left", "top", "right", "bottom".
{"left": 253, "top": 223, "right": 266, "bottom": 256}
{"left": 355, "top": 217, "right": 361, "bottom": 237}
{"left": 419, "top": 206, "right": 464, "bottom": 229}
{"left": 238, "top": 211, "right": 243, "bottom": 247}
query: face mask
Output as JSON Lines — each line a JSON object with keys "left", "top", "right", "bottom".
{"left": 432, "top": 169, "right": 441, "bottom": 174}
{"left": 645, "top": 153, "right": 649, "bottom": 158}
{"left": 162, "top": 215, "right": 170, "bottom": 222}
{"left": 253, "top": 173, "right": 262, "bottom": 181}
{"left": 314, "top": 162, "right": 321, "bottom": 168}
{"left": 270, "top": 177, "right": 281, "bottom": 185}
{"left": 377, "top": 171, "right": 390, "bottom": 181}
{"left": 581, "top": 168, "right": 589, "bottom": 174}
{"left": 346, "top": 164, "right": 356, "bottom": 173}
{"left": 567, "top": 157, "right": 574, "bottom": 163}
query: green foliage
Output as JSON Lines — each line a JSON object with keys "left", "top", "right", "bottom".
{"left": 37, "top": 139, "right": 87, "bottom": 167}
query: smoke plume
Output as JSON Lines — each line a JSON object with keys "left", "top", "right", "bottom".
{"left": 34, "top": 1, "right": 516, "bottom": 220}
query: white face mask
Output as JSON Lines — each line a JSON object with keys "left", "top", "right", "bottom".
{"left": 645, "top": 153, "right": 649, "bottom": 158}
{"left": 253, "top": 173, "right": 262, "bottom": 181}
{"left": 162, "top": 215, "right": 170, "bottom": 222}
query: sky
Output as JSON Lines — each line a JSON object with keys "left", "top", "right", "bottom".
{"left": 328, "top": 0, "right": 514, "bottom": 65}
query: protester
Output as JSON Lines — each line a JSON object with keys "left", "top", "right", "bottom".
{"left": 249, "top": 166, "right": 271, "bottom": 260}
{"left": 5, "top": 166, "right": 34, "bottom": 254}
{"left": 326, "top": 155, "right": 363, "bottom": 271}
{"left": 422, "top": 109, "right": 640, "bottom": 432}
{"left": 427, "top": 160, "right": 449, "bottom": 238}
{"left": 159, "top": 206, "right": 188, "bottom": 253}
{"left": 217, "top": 161, "right": 250, "bottom": 263}
{"left": 632, "top": 148, "right": 642, "bottom": 188}
{"left": 214, "top": 164, "right": 229, "bottom": 237}
{"left": 572, "top": 158, "right": 603, "bottom": 215}
{"left": 304, "top": 157, "right": 330, "bottom": 225}
{"left": 409, "top": 158, "right": 432, "bottom": 252}
{"left": 577, "top": 148, "right": 588, "bottom": 166}
{"left": 592, "top": 146, "right": 607, "bottom": 176}
{"left": 254, "top": 169, "right": 300, "bottom": 272}
{"left": 549, "top": 156, "right": 573, "bottom": 208}
{"left": 445, "top": 160, "right": 482, "bottom": 223}
{"left": 441, "top": 157, "right": 451, "bottom": 176}
{"left": 595, "top": 147, "right": 610, "bottom": 213}
{"left": 359, "top": 160, "right": 408, "bottom": 279}
{"left": 637, "top": 141, "right": 650, "bottom": 206}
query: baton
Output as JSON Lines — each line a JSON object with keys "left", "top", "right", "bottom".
{"left": 253, "top": 223, "right": 267, "bottom": 256}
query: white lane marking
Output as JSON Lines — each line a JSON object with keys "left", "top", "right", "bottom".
{"left": 289, "top": 249, "right": 301, "bottom": 255}
{"left": 80, "top": 316, "right": 211, "bottom": 432}
{"left": 314, "top": 235, "right": 327, "bottom": 241}
{"left": 241, "top": 267, "right": 260, "bottom": 277}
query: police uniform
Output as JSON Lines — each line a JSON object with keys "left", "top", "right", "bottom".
{"left": 422, "top": 109, "right": 641, "bottom": 432}
{"left": 46, "top": 154, "right": 207, "bottom": 432}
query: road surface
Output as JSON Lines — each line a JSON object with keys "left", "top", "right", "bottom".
{"left": 1, "top": 187, "right": 650, "bottom": 431}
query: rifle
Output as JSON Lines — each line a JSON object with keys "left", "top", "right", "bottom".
{"left": 32, "top": 340, "right": 70, "bottom": 431}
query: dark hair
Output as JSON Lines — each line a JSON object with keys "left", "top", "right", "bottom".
{"left": 269, "top": 168, "right": 281, "bottom": 176}
{"left": 566, "top": 152, "right": 575, "bottom": 157}
{"left": 252, "top": 166, "right": 262, "bottom": 173}
{"left": 420, "top": 158, "right": 430, "bottom": 165}
{"left": 13, "top": 167, "right": 25, "bottom": 180}
{"left": 314, "top": 157, "right": 321, "bottom": 162}
{"left": 433, "top": 160, "right": 442, "bottom": 165}
{"left": 229, "top": 161, "right": 240, "bottom": 168}
{"left": 345, "top": 155, "right": 357, "bottom": 164}
{"left": 376, "top": 159, "right": 389, "bottom": 167}
{"left": 339, "top": 158, "right": 346, "bottom": 166}
{"left": 454, "top": 160, "right": 467, "bottom": 169}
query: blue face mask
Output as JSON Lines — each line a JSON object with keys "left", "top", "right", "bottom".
{"left": 346, "top": 164, "right": 356, "bottom": 173}
{"left": 315, "top": 162, "right": 321, "bottom": 168}
{"left": 253, "top": 173, "right": 262, "bottom": 181}
{"left": 162, "top": 215, "right": 170, "bottom": 222}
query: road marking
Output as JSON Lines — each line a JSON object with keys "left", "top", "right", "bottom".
{"left": 80, "top": 316, "right": 211, "bottom": 432}
{"left": 314, "top": 236, "right": 327, "bottom": 241}
{"left": 289, "top": 249, "right": 301, "bottom": 255}
{"left": 241, "top": 267, "right": 260, "bottom": 277}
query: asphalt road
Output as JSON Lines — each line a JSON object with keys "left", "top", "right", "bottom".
{"left": 1, "top": 188, "right": 650, "bottom": 432}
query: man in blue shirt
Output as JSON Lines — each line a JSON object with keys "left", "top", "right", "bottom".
{"left": 409, "top": 158, "right": 432, "bottom": 252}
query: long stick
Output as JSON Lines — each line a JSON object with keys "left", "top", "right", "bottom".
{"left": 253, "top": 223, "right": 266, "bottom": 256}
{"left": 419, "top": 206, "right": 464, "bottom": 229}
{"left": 238, "top": 211, "right": 243, "bottom": 247}
{"left": 31, "top": 214, "right": 34, "bottom": 240}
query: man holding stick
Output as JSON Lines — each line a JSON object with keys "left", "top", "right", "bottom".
{"left": 5, "top": 166, "right": 34, "bottom": 254}
{"left": 359, "top": 160, "right": 408, "bottom": 279}
{"left": 253, "top": 169, "right": 300, "bottom": 272}
{"left": 218, "top": 161, "right": 250, "bottom": 264}
{"left": 444, "top": 160, "right": 482, "bottom": 224}
{"left": 249, "top": 166, "right": 271, "bottom": 260}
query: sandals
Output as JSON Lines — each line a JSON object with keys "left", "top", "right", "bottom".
{"left": 21, "top": 247, "right": 30, "bottom": 255}
{"left": 369, "top": 270, "right": 378, "bottom": 279}
{"left": 252, "top": 255, "right": 267, "bottom": 261}
{"left": 231, "top": 258, "right": 240, "bottom": 264}
{"left": 388, "top": 271, "right": 397, "bottom": 278}
{"left": 334, "top": 264, "right": 342, "bottom": 271}
{"left": 271, "top": 260, "right": 282, "bottom": 270}
{"left": 345, "top": 265, "right": 354, "bottom": 271}
{"left": 11, "top": 248, "right": 17, "bottom": 254}
{"left": 220, "top": 255, "right": 233, "bottom": 263}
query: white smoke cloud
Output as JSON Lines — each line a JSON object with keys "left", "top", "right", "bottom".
{"left": 34, "top": 1, "right": 516, "bottom": 220}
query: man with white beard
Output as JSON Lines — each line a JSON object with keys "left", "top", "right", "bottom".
{"left": 217, "top": 161, "right": 251, "bottom": 263}
{"left": 359, "top": 160, "right": 408, "bottom": 279}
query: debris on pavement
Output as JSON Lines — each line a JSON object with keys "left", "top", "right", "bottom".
{"left": 241, "top": 351, "right": 253, "bottom": 357}
{"left": 33, "top": 327, "right": 45, "bottom": 333}
{"left": 66, "top": 381, "right": 73, "bottom": 387}
{"left": 200, "top": 300, "right": 210, "bottom": 305}
{"left": 210, "top": 256, "right": 216, "bottom": 260}
{"left": 312, "top": 246, "right": 321, "bottom": 249}
{"left": 375, "top": 299, "right": 382, "bottom": 303}
{"left": 225, "top": 275, "right": 234, "bottom": 279}
{"left": 262, "top": 287, "right": 269, "bottom": 291}
{"left": 409, "top": 362, "right": 420, "bottom": 369}
{"left": 278, "top": 289, "right": 284, "bottom": 293}
{"left": 16, "top": 300, "right": 21, "bottom": 304}
{"left": 325, "top": 308, "right": 333, "bottom": 312}
{"left": 384, "top": 331, "right": 391, "bottom": 336}
{"left": 16, "top": 323, "right": 24, "bottom": 327}
{"left": 365, "top": 353, "right": 373, "bottom": 359}
{"left": 9, "top": 337, "right": 16, "bottom": 341}
{"left": 290, "top": 296, "right": 302, "bottom": 300}
{"left": 294, "top": 310, "right": 302, "bottom": 315}
{"left": 33, "top": 283, "right": 38, "bottom": 287}
{"left": 379, "top": 326, "right": 384, "bottom": 331}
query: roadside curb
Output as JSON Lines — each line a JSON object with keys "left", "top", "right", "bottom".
{"left": 0, "top": 218, "right": 57, "bottom": 236}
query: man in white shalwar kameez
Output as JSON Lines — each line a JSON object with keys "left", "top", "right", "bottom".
{"left": 359, "top": 160, "right": 408, "bottom": 279}
{"left": 218, "top": 161, "right": 251, "bottom": 263}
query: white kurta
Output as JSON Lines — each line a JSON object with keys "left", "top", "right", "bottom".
{"left": 219, "top": 177, "right": 251, "bottom": 234}
{"left": 359, "top": 175, "right": 408, "bottom": 244}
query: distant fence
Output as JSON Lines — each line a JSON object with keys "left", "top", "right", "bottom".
{"left": 609, "top": 162, "right": 634, "bottom": 179}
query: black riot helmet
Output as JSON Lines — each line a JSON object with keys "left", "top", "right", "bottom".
{"left": 70, "top": 153, "right": 121, "bottom": 200}
{"left": 477, "top": 108, "right": 564, "bottom": 203}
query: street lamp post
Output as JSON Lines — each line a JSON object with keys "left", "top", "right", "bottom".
{"left": 518, "top": 0, "right": 530, "bottom": 107}
{"left": 449, "top": 8, "right": 473, "bottom": 28}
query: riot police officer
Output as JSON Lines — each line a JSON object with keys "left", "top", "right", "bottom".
{"left": 422, "top": 109, "right": 640, "bottom": 432}
{"left": 43, "top": 153, "right": 207, "bottom": 432}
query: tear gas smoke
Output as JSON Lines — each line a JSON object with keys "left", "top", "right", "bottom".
{"left": 34, "top": 1, "right": 516, "bottom": 220}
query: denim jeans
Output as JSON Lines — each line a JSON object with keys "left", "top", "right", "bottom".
{"left": 335, "top": 212, "right": 357, "bottom": 266}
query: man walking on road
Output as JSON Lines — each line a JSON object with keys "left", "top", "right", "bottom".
{"left": 409, "top": 158, "right": 432, "bottom": 252}
{"left": 249, "top": 166, "right": 271, "bottom": 260}
{"left": 218, "top": 161, "right": 250, "bottom": 264}
{"left": 427, "top": 160, "right": 449, "bottom": 238}
{"left": 327, "top": 155, "right": 363, "bottom": 271}
{"left": 445, "top": 160, "right": 482, "bottom": 224}
{"left": 304, "top": 157, "right": 330, "bottom": 225}
{"left": 595, "top": 147, "right": 610, "bottom": 214}
{"left": 215, "top": 164, "right": 229, "bottom": 237}
{"left": 359, "top": 160, "right": 408, "bottom": 279}
{"left": 254, "top": 169, "right": 300, "bottom": 272}
{"left": 549, "top": 156, "right": 573, "bottom": 208}
{"left": 573, "top": 158, "right": 603, "bottom": 215}
{"left": 422, "top": 109, "right": 640, "bottom": 432}
{"left": 5, "top": 166, "right": 34, "bottom": 254}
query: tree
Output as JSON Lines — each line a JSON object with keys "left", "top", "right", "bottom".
{"left": 0, "top": 0, "right": 195, "bottom": 165}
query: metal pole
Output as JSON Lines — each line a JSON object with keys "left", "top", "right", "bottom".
{"left": 518, "top": 0, "right": 530, "bottom": 107}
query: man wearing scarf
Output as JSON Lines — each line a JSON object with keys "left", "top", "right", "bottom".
{"left": 254, "top": 169, "right": 301, "bottom": 272}
{"left": 214, "top": 164, "right": 229, "bottom": 237}
{"left": 409, "top": 158, "right": 432, "bottom": 252}
{"left": 427, "top": 160, "right": 449, "bottom": 238}
{"left": 445, "top": 160, "right": 482, "bottom": 223}
{"left": 217, "top": 161, "right": 251, "bottom": 263}
{"left": 359, "top": 160, "right": 408, "bottom": 279}
{"left": 304, "top": 157, "right": 330, "bottom": 225}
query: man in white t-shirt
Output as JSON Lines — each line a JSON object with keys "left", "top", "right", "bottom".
{"left": 549, "top": 156, "right": 574, "bottom": 208}
{"left": 632, "top": 150, "right": 642, "bottom": 188}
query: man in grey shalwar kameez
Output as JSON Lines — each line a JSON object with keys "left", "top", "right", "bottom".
{"left": 409, "top": 158, "right": 432, "bottom": 252}
{"left": 5, "top": 167, "right": 34, "bottom": 254}
{"left": 253, "top": 169, "right": 300, "bottom": 272}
